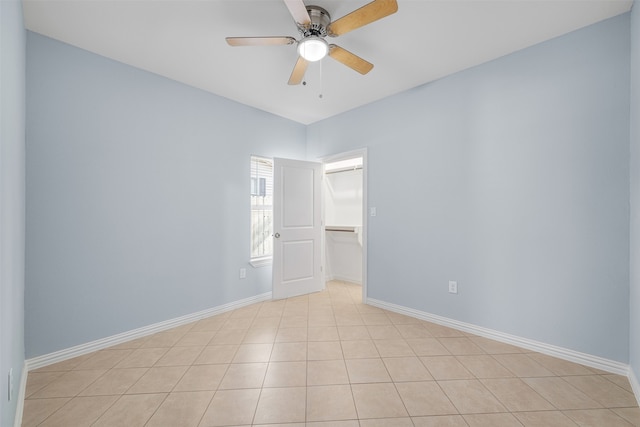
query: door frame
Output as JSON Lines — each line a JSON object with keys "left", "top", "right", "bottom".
{"left": 319, "top": 148, "right": 368, "bottom": 303}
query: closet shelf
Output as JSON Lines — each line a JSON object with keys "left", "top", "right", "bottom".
{"left": 326, "top": 226, "right": 358, "bottom": 232}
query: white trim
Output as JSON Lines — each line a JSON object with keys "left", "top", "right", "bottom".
{"left": 25, "top": 292, "right": 271, "bottom": 371}
{"left": 249, "top": 256, "right": 272, "bottom": 268}
{"left": 629, "top": 366, "right": 640, "bottom": 406}
{"left": 12, "top": 361, "right": 27, "bottom": 427}
{"left": 318, "top": 148, "right": 368, "bottom": 304}
{"left": 330, "top": 275, "right": 362, "bottom": 285}
{"left": 367, "top": 297, "right": 630, "bottom": 376}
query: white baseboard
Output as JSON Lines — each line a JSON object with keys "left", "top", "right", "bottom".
{"left": 331, "top": 275, "right": 362, "bottom": 285}
{"left": 12, "top": 361, "right": 28, "bottom": 427}
{"left": 367, "top": 298, "right": 630, "bottom": 376}
{"left": 25, "top": 292, "right": 272, "bottom": 371}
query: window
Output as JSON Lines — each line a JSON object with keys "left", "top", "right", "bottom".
{"left": 250, "top": 156, "right": 273, "bottom": 266}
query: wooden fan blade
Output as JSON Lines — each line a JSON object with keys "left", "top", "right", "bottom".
{"left": 328, "top": 45, "right": 373, "bottom": 75}
{"left": 327, "top": 0, "right": 398, "bottom": 37}
{"left": 283, "top": 0, "right": 311, "bottom": 27}
{"left": 288, "top": 56, "right": 309, "bottom": 85}
{"left": 226, "top": 36, "right": 297, "bottom": 46}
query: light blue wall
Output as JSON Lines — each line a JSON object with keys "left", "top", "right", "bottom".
{"left": 308, "top": 14, "right": 631, "bottom": 362}
{"left": 25, "top": 32, "right": 306, "bottom": 358}
{"left": 630, "top": 2, "right": 640, "bottom": 389}
{"left": 0, "top": 0, "right": 26, "bottom": 424}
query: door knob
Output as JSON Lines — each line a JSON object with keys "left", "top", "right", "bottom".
{"left": 274, "top": 233, "right": 281, "bottom": 238}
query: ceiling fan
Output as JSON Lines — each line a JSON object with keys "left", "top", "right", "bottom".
{"left": 225, "top": 0, "right": 398, "bottom": 85}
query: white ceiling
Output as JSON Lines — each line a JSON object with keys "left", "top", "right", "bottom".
{"left": 22, "top": 0, "right": 633, "bottom": 124}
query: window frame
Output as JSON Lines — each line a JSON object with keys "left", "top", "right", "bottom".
{"left": 250, "top": 155, "right": 274, "bottom": 268}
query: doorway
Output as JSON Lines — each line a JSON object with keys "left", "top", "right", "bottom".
{"left": 322, "top": 149, "right": 367, "bottom": 303}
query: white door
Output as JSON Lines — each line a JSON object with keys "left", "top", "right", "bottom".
{"left": 272, "top": 158, "right": 323, "bottom": 300}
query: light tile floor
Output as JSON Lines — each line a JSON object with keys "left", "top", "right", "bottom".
{"left": 22, "top": 281, "right": 640, "bottom": 426}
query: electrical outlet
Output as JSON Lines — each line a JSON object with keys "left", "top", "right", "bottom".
{"left": 8, "top": 368, "right": 13, "bottom": 401}
{"left": 448, "top": 281, "right": 458, "bottom": 294}
{"left": 239, "top": 268, "right": 246, "bottom": 279}
{"left": 370, "top": 207, "right": 377, "bottom": 217}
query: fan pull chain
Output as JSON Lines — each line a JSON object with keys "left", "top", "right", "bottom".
{"left": 319, "top": 59, "right": 323, "bottom": 99}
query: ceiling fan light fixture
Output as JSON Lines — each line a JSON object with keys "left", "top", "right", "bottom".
{"left": 298, "top": 36, "right": 328, "bottom": 62}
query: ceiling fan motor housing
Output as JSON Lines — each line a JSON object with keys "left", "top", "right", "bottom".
{"left": 300, "top": 5, "right": 331, "bottom": 37}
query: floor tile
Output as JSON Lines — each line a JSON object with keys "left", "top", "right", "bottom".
{"left": 513, "top": 410, "right": 579, "bottom": 426}
{"left": 341, "top": 340, "right": 380, "bottom": 359}
{"left": 345, "top": 358, "right": 391, "bottom": 383}
{"left": 563, "top": 408, "right": 636, "bottom": 426}
{"left": 411, "top": 415, "right": 469, "bottom": 426}
{"left": 209, "top": 329, "right": 246, "bottom": 345}
{"left": 308, "top": 341, "right": 344, "bottom": 360}
{"left": 463, "top": 412, "right": 523, "bottom": 426}
{"left": 173, "top": 364, "right": 228, "bottom": 391}
{"left": 218, "top": 362, "right": 267, "bottom": 389}
{"left": 420, "top": 356, "right": 474, "bottom": 380}
{"left": 395, "top": 381, "right": 458, "bottom": 416}
{"left": 493, "top": 353, "right": 554, "bottom": 377}
{"left": 439, "top": 379, "right": 507, "bottom": 414}
{"left": 308, "top": 326, "right": 340, "bottom": 341}
{"left": 92, "top": 393, "right": 166, "bottom": 427}
{"left": 263, "top": 361, "right": 307, "bottom": 387}
{"left": 30, "top": 369, "right": 107, "bottom": 398}
{"left": 527, "top": 352, "right": 594, "bottom": 375}
{"left": 154, "top": 345, "right": 205, "bottom": 366}
{"left": 383, "top": 356, "right": 433, "bottom": 382}
{"left": 194, "top": 345, "right": 238, "bottom": 364}
{"left": 307, "top": 421, "right": 359, "bottom": 427}
{"left": 438, "top": 338, "right": 485, "bottom": 355}
{"left": 39, "top": 395, "right": 118, "bottom": 427}
{"left": 199, "top": 388, "right": 260, "bottom": 426}
{"left": 612, "top": 407, "right": 640, "bottom": 425}
{"left": 395, "top": 324, "right": 433, "bottom": 339}
{"left": 367, "top": 325, "right": 402, "bottom": 339}
{"left": 115, "top": 347, "right": 169, "bottom": 368}
{"left": 270, "top": 341, "right": 307, "bottom": 361}
{"left": 175, "top": 331, "right": 216, "bottom": 346}
{"left": 335, "top": 314, "right": 365, "bottom": 326}
{"left": 423, "top": 323, "right": 466, "bottom": 338}
{"left": 307, "top": 384, "right": 357, "bottom": 421}
{"left": 307, "top": 359, "right": 350, "bottom": 385}
{"left": 253, "top": 386, "right": 306, "bottom": 424}
{"left": 468, "top": 337, "right": 525, "bottom": 354}
{"left": 142, "top": 331, "right": 185, "bottom": 348}
{"left": 74, "top": 349, "right": 133, "bottom": 370}
{"left": 604, "top": 374, "right": 635, "bottom": 393}
{"left": 374, "top": 339, "right": 415, "bottom": 357}
{"left": 351, "top": 382, "right": 409, "bottom": 418}
{"left": 361, "top": 313, "right": 392, "bottom": 325}
{"left": 338, "top": 325, "right": 371, "bottom": 340}
{"left": 232, "top": 343, "right": 273, "bottom": 363}
{"left": 407, "top": 338, "right": 451, "bottom": 356}
{"left": 523, "top": 377, "right": 602, "bottom": 410}
{"left": 126, "top": 365, "right": 188, "bottom": 394}
{"left": 24, "top": 372, "right": 64, "bottom": 398}
{"left": 481, "top": 378, "right": 555, "bottom": 411}
{"left": 562, "top": 375, "right": 638, "bottom": 407}
{"left": 457, "top": 355, "right": 514, "bottom": 378}
{"left": 360, "top": 418, "right": 414, "bottom": 426}
{"left": 19, "top": 282, "right": 640, "bottom": 427}
{"left": 275, "top": 327, "right": 308, "bottom": 343}
{"left": 78, "top": 367, "right": 147, "bottom": 396}
{"left": 21, "top": 397, "right": 70, "bottom": 427}
{"left": 145, "top": 391, "right": 213, "bottom": 427}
